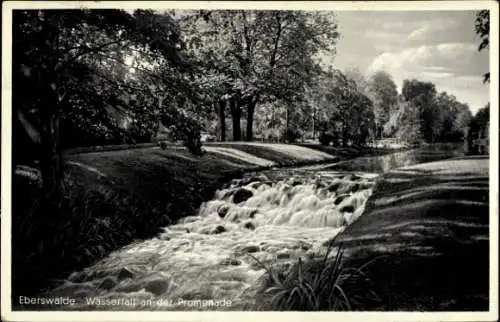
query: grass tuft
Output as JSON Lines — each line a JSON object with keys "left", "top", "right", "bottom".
{"left": 249, "top": 241, "right": 381, "bottom": 311}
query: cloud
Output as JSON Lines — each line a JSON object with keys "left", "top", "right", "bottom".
{"left": 407, "top": 19, "right": 459, "bottom": 41}
{"left": 407, "top": 26, "right": 430, "bottom": 40}
{"left": 333, "top": 11, "right": 489, "bottom": 113}
{"left": 367, "top": 42, "right": 486, "bottom": 77}
{"left": 366, "top": 42, "right": 489, "bottom": 112}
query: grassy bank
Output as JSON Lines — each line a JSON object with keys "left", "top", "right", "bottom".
{"left": 12, "top": 143, "right": 396, "bottom": 303}
{"left": 252, "top": 155, "right": 489, "bottom": 311}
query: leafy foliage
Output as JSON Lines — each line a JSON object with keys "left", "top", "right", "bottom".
{"left": 181, "top": 10, "right": 340, "bottom": 141}
{"left": 474, "top": 10, "right": 490, "bottom": 83}
{"left": 366, "top": 71, "right": 398, "bottom": 138}
{"left": 314, "top": 69, "right": 375, "bottom": 146}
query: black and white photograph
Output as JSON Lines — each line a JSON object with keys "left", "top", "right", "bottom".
{"left": 1, "top": 1, "right": 498, "bottom": 320}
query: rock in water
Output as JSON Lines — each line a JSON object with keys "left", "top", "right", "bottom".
{"left": 328, "top": 182, "right": 341, "bottom": 192}
{"left": 241, "top": 245, "right": 260, "bottom": 253}
{"left": 233, "top": 188, "right": 254, "bottom": 204}
{"left": 344, "top": 174, "right": 362, "bottom": 181}
{"left": 217, "top": 204, "right": 230, "bottom": 218}
{"left": 118, "top": 267, "right": 134, "bottom": 281}
{"left": 339, "top": 205, "right": 355, "bottom": 213}
{"left": 334, "top": 194, "right": 350, "bottom": 205}
{"left": 244, "top": 222, "right": 256, "bottom": 230}
{"left": 221, "top": 258, "right": 242, "bottom": 266}
{"left": 211, "top": 225, "right": 226, "bottom": 234}
{"left": 277, "top": 252, "right": 291, "bottom": 259}
{"left": 98, "top": 277, "right": 117, "bottom": 290}
{"left": 144, "top": 278, "right": 169, "bottom": 296}
{"left": 249, "top": 209, "right": 258, "bottom": 218}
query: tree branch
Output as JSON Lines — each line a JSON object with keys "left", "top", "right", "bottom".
{"left": 61, "top": 39, "right": 128, "bottom": 65}
{"left": 269, "top": 13, "right": 283, "bottom": 68}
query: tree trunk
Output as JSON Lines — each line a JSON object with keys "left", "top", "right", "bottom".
{"left": 342, "top": 122, "right": 348, "bottom": 147}
{"left": 218, "top": 100, "right": 226, "bottom": 142}
{"left": 246, "top": 97, "right": 257, "bottom": 142}
{"left": 312, "top": 107, "right": 316, "bottom": 140}
{"left": 39, "top": 109, "right": 62, "bottom": 200}
{"left": 38, "top": 12, "right": 63, "bottom": 204}
{"left": 230, "top": 96, "right": 241, "bottom": 141}
{"left": 285, "top": 104, "right": 289, "bottom": 130}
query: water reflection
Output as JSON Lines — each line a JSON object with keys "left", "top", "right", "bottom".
{"left": 321, "top": 146, "right": 464, "bottom": 173}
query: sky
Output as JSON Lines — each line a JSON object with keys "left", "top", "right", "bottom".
{"left": 329, "top": 11, "right": 490, "bottom": 114}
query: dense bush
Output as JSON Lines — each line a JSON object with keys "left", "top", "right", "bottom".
{"left": 282, "top": 127, "right": 302, "bottom": 143}
{"left": 161, "top": 107, "right": 205, "bottom": 155}
{"left": 319, "top": 132, "right": 334, "bottom": 146}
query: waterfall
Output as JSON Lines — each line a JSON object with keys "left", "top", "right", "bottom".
{"left": 45, "top": 170, "right": 377, "bottom": 310}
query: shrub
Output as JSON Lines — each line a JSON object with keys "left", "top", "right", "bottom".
{"left": 249, "top": 242, "right": 381, "bottom": 310}
{"left": 319, "top": 132, "right": 333, "bottom": 146}
{"left": 11, "top": 170, "right": 164, "bottom": 302}
{"left": 162, "top": 110, "right": 205, "bottom": 156}
{"left": 282, "top": 127, "right": 302, "bottom": 143}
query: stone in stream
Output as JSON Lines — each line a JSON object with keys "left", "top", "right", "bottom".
{"left": 211, "top": 225, "right": 227, "bottom": 234}
{"left": 344, "top": 174, "right": 363, "bottom": 181}
{"left": 233, "top": 188, "right": 254, "bottom": 204}
{"left": 334, "top": 194, "right": 350, "bottom": 205}
{"left": 118, "top": 267, "right": 135, "bottom": 281}
{"left": 327, "top": 182, "right": 342, "bottom": 192}
{"left": 144, "top": 278, "right": 169, "bottom": 296}
{"left": 98, "top": 277, "right": 117, "bottom": 290}
{"left": 217, "top": 204, "right": 230, "bottom": 218}
{"left": 241, "top": 245, "right": 260, "bottom": 253}
{"left": 243, "top": 221, "right": 256, "bottom": 230}
{"left": 339, "top": 205, "right": 355, "bottom": 213}
{"left": 276, "top": 252, "right": 291, "bottom": 259}
{"left": 248, "top": 181, "right": 262, "bottom": 189}
{"left": 301, "top": 244, "right": 311, "bottom": 251}
{"left": 288, "top": 178, "right": 302, "bottom": 186}
{"left": 221, "top": 258, "right": 242, "bottom": 266}
{"left": 249, "top": 209, "right": 259, "bottom": 219}
{"left": 290, "top": 241, "right": 312, "bottom": 251}
{"left": 247, "top": 174, "right": 269, "bottom": 183}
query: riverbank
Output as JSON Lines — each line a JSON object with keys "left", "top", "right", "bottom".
{"left": 12, "top": 143, "right": 399, "bottom": 303}
{"left": 252, "top": 155, "right": 490, "bottom": 311}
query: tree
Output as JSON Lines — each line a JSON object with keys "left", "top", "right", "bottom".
{"left": 397, "top": 100, "right": 424, "bottom": 145}
{"left": 182, "top": 10, "right": 339, "bottom": 141}
{"left": 474, "top": 103, "right": 490, "bottom": 129}
{"left": 401, "top": 79, "right": 439, "bottom": 142}
{"left": 315, "top": 69, "right": 375, "bottom": 146}
{"left": 475, "top": 10, "right": 490, "bottom": 83}
{"left": 434, "top": 92, "right": 472, "bottom": 141}
{"left": 366, "top": 71, "right": 398, "bottom": 139}
{"left": 13, "top": 9, "right": 189, "bottom": 210}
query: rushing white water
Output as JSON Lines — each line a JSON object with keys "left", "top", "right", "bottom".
{"left": 46, "top": 171, "right": 377, "bottom": 310}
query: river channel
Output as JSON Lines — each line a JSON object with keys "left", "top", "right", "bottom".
{"left": 44, "top": 145, "right": 463, "bottom": 310}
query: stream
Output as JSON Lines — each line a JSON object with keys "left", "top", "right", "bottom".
{"left": 44, "top": 145, "right": 463, "bottom": 310}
